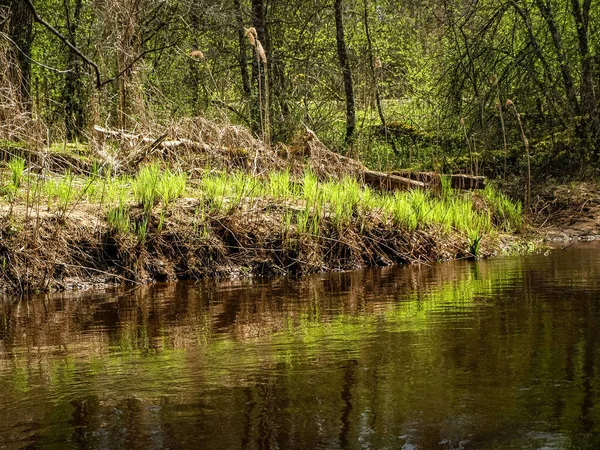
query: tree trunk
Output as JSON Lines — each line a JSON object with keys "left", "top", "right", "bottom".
{"left": 6, "top": 0, "right": 34, "bottom": 109}
{"left": 362, "top": 0, "right": 398, "bottom": 156}
{"left": 270, "top": 43, "right": 292, "bottom": 142}
{"left": 334, "top": 0, "right": 355, "bottom": 147}
{"left": 115, "top": 0, "right": 144, "bottom": 129}
{"left": 534, "top": 0, "right": 580, "bottom": 117}
{"left": 62, "top": 0, "right": 85, "bottom": 140}
{"left": 571, "top": 0, "right": 598, "bottom": 142}
{"left": 233, "top": 0, "right": 252, "bottom": 100}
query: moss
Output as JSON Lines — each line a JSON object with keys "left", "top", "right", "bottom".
{"left": 48, "top": 142, "right": 92, "bottom": 157}
{"left": 0, "top": 139, "right": 28, "bottom": 151}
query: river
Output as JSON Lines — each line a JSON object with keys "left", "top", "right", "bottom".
{"left": 1, "top": 243, "right": 600, "bottom": 449}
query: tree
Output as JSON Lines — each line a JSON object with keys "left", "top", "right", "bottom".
{"left": 61, "top": 0, "right": 85, "bottom": 139}
{"left": 334, "top": 0, "right": 355, "bottom": 146}
{"left": 4, "top": 0, "right": 34, "bottom": 108}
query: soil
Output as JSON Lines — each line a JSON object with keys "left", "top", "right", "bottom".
{"left": 530, "top": 182, "right": 600, "bottom": 241}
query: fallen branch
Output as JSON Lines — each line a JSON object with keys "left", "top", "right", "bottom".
{"left": 302, "top": 126, "right": 424, "bottom": 191}
{"left": 393, "top": 170, "right": 486, "bottom": 190}
{"left": 94, "top": 125, "right": 211, "bottom": 152}
{"left": 95, "top": 124, "right": 426, "bottom": 191}
{"left": 363, "top": 170, "right": 426, "bottom": 191}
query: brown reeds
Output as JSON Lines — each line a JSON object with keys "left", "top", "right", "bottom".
{"left": 244, "top": 27, "right": 270, "bottom": 146}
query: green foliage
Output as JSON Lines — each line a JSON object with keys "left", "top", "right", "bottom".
{"left": 5, "top": 0, "right": 598, "bottom": 178}
{"left": 468, "top": 230, "right": 483, "bottom": 258}
{"left": 268, "top": 170, "right": 293, "bottom": 198}
{"left": 45, "top": 172, "right": 76, "bottom": 212}
{"left": 133, "top": 164, "right": 161, "bottom": 213}
{"left": 135, "top": 217, "right": 149, "bottom": 244}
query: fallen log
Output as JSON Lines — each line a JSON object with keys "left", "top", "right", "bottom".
{"left": 363, "top": 170, "right": 426, "bottom": 191}
{"left": 392, "top": 170, "right": 441, "bottom": 187}
{"left": 302, "top": 127, "right": 425, "bottom": 191}
{"left": 448, "top": 174, "right": 486, "bottom": 190}
{"left": 393, "top": 170, "right": 486, "bottom": 190}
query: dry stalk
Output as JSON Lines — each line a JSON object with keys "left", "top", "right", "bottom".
{"left": 506, "top": 99, "right": 531, "bottom": 209}
{"left": 460, "top": 117, "right": 474, "bottom": 175}
{"left": 491, "top": 75, "right": 508, "bottom": 180}
{"left": 244, "top": 27, "right": 270, "bottom": 146}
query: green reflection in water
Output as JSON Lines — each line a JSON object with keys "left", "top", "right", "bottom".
{"left": 1, "top": 246, "right": 600, "bottom": 449}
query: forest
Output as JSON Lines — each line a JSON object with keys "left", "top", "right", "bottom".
{"left": 2, "top": 0, "right": 598, "bottom": 174}
{"left": 0, "top": 0, "right": 598, "bottom": 292}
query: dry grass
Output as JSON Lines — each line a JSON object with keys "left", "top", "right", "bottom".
{"left": 89, "top": 116, "right": 369, "bottom": 184}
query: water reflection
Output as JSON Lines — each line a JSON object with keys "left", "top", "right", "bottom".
{"left": 1, "top": 243, "right": 600, "bottom": 449}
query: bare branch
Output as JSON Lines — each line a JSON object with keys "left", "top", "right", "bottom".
{"left": 0, "top": 31, "right": 71, "bottom": 74}
{"left": 23, "top": 0, "right": 175, "bottom": 89}
{"left": 24, "top": 0, "right": 103, "bottom": 87}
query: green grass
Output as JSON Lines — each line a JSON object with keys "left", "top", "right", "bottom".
{"left": 45, "top": 172, "right": 76, "bottom": 212}
{"left": 107, "top": 204, "right": 130, "bottom": 234}
{"left": 482, "top": 185, "right": 523, "bottom": 231}
{"left": 7, "top": 157, "right": 25, "bottom": 191}
{"left": 0, "top": 158, "right": 522, "bottom": 245}
{"left": 133, "top": 163, "right": 187, "bottom": 213}
{"left": 193, "top": 169, "right": 519, "bottom": 238}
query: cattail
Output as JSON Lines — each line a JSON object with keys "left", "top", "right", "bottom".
{"left": 495, "top": 101, "right": 501, "bottom": 110}
{"left": 460, "top": 117, "right": 465, "bottom": 126}
{"left": 189, "top": 50, "right": 205, "bottom": 60}
{"left": 374, "top": 57, "right": 382, "bottom": 70}
{"left": 245, "top": 27, "right": 257, "bottom": 47}
{"left": 256, "top": 41, "right": 267, "bottom": 65}
{"left": 506, "top": 99, "right": 514, "bottom": 108}
{"left": 490, "top": 74, "right": 498, "bottom": 86}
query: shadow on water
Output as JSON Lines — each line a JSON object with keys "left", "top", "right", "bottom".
{"left": 1, "top": 243, "right": 600, "bottom": 449}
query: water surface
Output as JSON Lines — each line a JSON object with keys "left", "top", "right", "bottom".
{"left": 1, "top": 244, "right": 600, "bottom": 449}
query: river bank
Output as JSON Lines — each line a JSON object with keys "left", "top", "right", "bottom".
{"left": 528, "top": 181, "right": 600, "bottom": 241}
{"left": 0, "top": 123, "right": 529, "bottom": 294}
{"left": 0, "top": 167, "right": 525, "bottom": 294}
